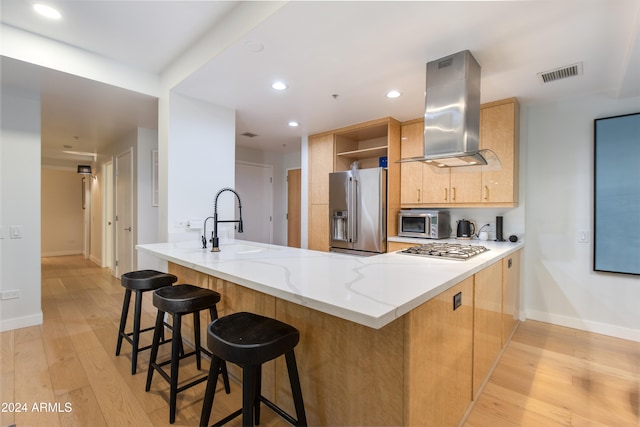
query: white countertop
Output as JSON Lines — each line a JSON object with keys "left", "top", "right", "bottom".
{"left": 137, "top": 238, "right": 524, "bottom": 329}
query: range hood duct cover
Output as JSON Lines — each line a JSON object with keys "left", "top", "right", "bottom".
{"left": 400, "top": 50, "right": 498, "bottom": 168}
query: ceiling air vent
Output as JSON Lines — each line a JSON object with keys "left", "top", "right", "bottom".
{"left": 241, "top": 132, "right": 258, "bottom": 138}
{"left": 537, "top": 62, "right": 583, "bottom": 84}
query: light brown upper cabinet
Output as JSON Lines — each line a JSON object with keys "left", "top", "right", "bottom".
{"left": 480, "top": 98, "right": 520, "bottom": 205}
{"left": 400, "top": 98, "right": 519, "bottom": 208}
{"left": 400, "top": 120, "right": 480, "bottom": 205}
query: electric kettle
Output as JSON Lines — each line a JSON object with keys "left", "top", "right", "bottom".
{"left": 456, "top": 219, "right": 476, "bottom": 239}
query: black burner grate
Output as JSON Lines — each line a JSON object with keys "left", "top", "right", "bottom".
{"left": 399, "top": 243, "right": 489, "bottom": 260}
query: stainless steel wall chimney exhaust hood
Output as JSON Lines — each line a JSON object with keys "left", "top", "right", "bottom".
{"left": 400, "top": 50, "right": 499, "bottom": 168}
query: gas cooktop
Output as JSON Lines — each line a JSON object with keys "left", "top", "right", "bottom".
{"left": 398, "top": 242, "right": 489, "bottom": 261}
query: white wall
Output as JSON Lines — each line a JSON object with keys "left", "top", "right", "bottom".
{"left": 236, "top": 145, "right": 302, "bottom": 245}
{"left": 166, "top": 93, "right": 236, "bottom": 245}
{"left": 136, "top": 128, "right": 159, "bottom": 269}
{"left": 0, "top": 90, "right": 43, "bottom": 331}
{"left": 41, "top": 167, "right": 85, "bottom": 256}
{"left": 523, "top": 93, "right": 640, "bottom": 341}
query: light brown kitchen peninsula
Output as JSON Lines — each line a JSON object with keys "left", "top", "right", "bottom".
{"left": 138, "top": 240, "right": 523, "bottom": 426}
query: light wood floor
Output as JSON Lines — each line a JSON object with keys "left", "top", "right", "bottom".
{"left": 1, "top": 255, "right": 638, "bottom": 426}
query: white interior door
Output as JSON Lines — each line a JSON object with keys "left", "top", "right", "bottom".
{"left": 116, "top": 150, "right": 133, "bottom": 276}
{"left": 235, "top": 162, "right": 273, "bottom": 244}
{"left": 103, "top": 161, "right": 114, "bottom": 272}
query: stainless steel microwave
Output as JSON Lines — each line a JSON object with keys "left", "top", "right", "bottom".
{"left": 398, "top": 210, "right": 451, "bottom": 239}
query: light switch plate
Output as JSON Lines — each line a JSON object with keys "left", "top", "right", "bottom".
{"left": 10, "top": 225, "right": 23, "bottom": 239}
{"left": 577, "top": 229, "right": 590, "bottom": 243}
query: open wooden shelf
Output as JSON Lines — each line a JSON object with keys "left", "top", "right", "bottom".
{"left": 335, "top": 145, "right": 388, "bottom": 160}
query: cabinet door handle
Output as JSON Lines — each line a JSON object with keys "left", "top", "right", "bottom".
{"left": 417, "top": 189, "right": 421, "bottom": 202}
{"left": 444, "top": 188, "right": 448, "bottom": 201}
{"left": 483, "top": 185, "right": 489, "bottom": 200}
{"left": 452, "top": 187, "right": 456, "bottom": 201}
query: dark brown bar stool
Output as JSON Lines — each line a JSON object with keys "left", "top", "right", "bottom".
{"left": 116, "top": 269, "right": 178, "bottom": 374}
{"left": 199, "top": 311, "right": 307, "bottom": 427}
{"left": 146, "top": 284, "right": 231, "bottom": 424}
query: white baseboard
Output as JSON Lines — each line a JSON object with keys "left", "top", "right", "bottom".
{"left": 0, "top": 312, "right": 43, "bottom": 332}
{"left": 525, "top": 310, "right": 640, "bottom": 342}
{"left": 89, "top": 254, "right": 102, "bottom": 266}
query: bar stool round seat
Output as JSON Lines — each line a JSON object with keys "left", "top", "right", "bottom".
{"left": 146, "top": 284, "right": 230, "bottom": 424}
{"left": 200, "top": 311, "right": 307, "bottom": 427}
{"left": 153, "top": 285, "right": 223, "bottom": 314}
{"left": 116, "top": 270, "right": 177, "bottom": 374}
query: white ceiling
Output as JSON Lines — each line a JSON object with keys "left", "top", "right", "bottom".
{"left": 1, "top": 0, "right": 639, "bottom": 166}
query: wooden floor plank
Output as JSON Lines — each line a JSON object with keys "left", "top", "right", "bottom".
{"left": 56, "top": 385, "right": 108, "bottom": 427}
{"left": 0, "top": 370, "right": 15, "bottom": 427}
{"left": 78, "top": 346, "right": 155, "bottom": 427}
{"left": 13, "top": 329, "right": 61, "bottom": 427}
{"left": 0, "top": 329, "right": 14, "bottom": 374}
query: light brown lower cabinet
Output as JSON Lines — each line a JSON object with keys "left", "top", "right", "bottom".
{"left": 405, "top": 277, "right": 474, "bottom": 426}
{"left": 502, "top": 249, "right": 521, "bottom": 345}
{"left": 168, "top": 251, "right": 519, "bottom": 427}
{"left": 473, "top": 260, "right": 503, "bottom": 398}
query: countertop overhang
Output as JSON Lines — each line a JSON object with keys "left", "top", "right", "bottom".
{"left": 137, "top": 238, "right": 524, "bottom": 329}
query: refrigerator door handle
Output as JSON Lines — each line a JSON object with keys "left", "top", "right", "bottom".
{"left": 351, "top": 177, "right": 358, "bottom": 243}
{"left": 346, "top": 177, "right": 352, "bottom": 242}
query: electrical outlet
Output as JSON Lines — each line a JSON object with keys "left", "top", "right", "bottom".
{"left": 1, "top": 290, "right": 20, "bottom": 300}
{"left": 453, "top": 292, "right": 462, "bottom": 310}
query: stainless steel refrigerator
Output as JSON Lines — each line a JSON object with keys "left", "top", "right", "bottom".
{"left": 329, "top": 167, "right": 387, "bottom": 255}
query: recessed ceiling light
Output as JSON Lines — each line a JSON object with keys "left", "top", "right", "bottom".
{"left": 386, "top": 90, "right": 401, "bottom": 99}
{"left": 272, "top": 81, "right": 288, "bottom": 91}
{"left": 288, "top": 121, "right": 299, "bottom": 127}
{"left": 33, "top": 3, "right": 61, "bottom": 19}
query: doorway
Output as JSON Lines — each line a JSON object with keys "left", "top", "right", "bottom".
{"left": 116, "top": 149, "right": 133, "bottom": 276}
{"left": 235, "top": 161, "right": 273, "bottom": 244}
